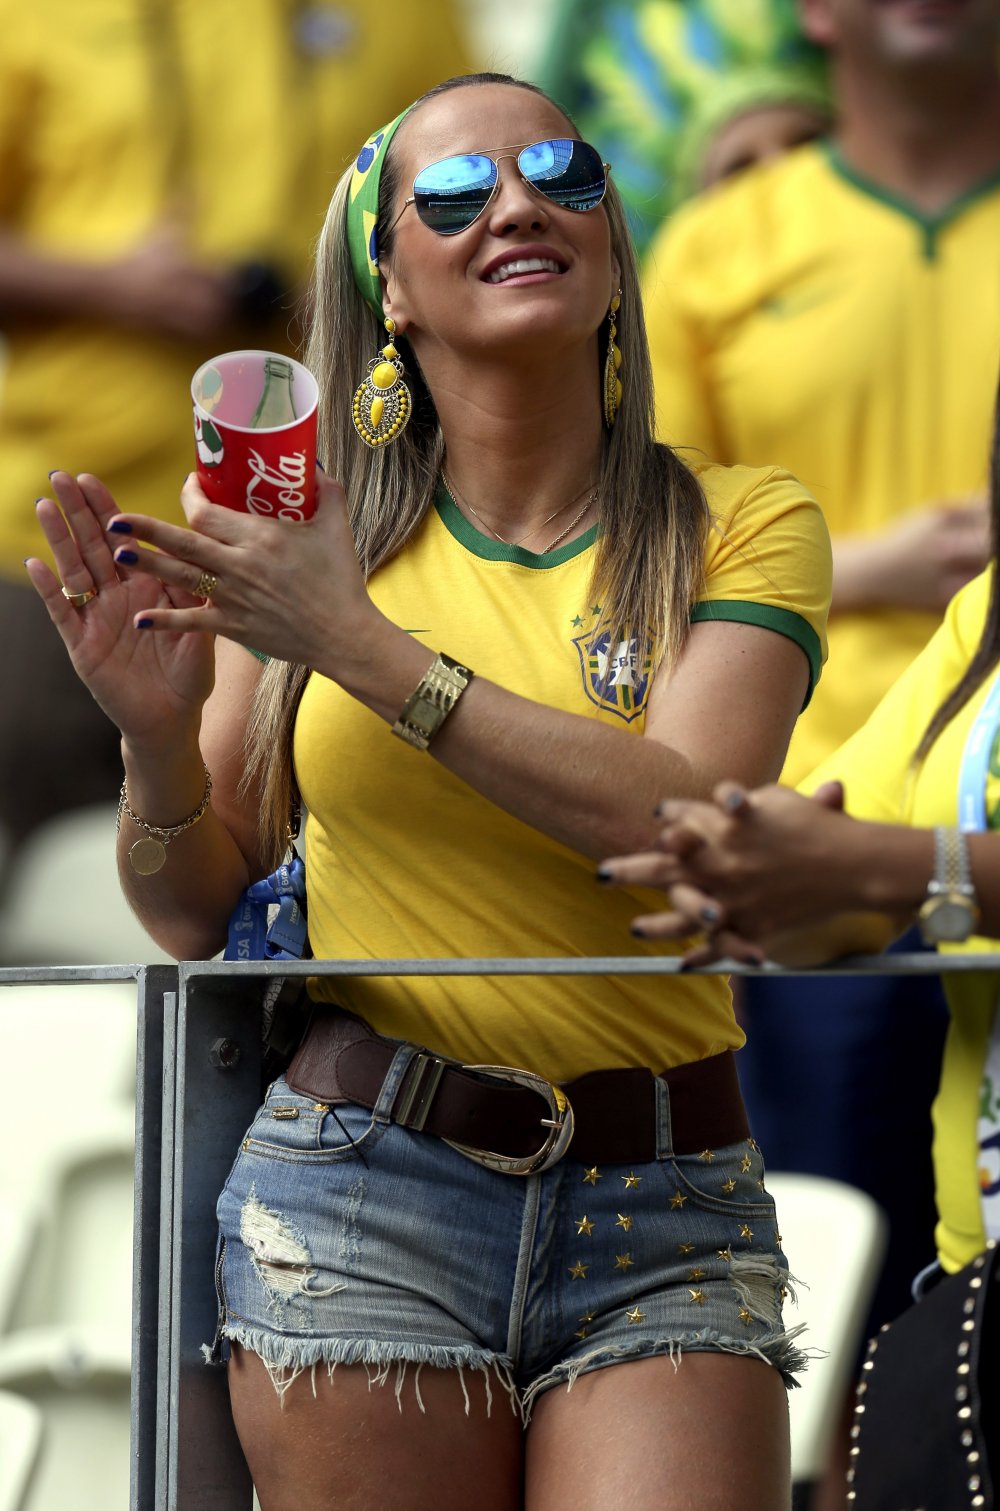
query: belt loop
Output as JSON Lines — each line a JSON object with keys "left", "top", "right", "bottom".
{"left": 653, "top": 1073, "right": 674, "bottom": 1160}
{"left": 373, "top": 1043, "right": 420, "bottom": 1125}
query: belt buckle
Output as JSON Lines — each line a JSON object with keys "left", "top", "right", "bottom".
{"left": 443, "top": 1064, "right": 575, "bottom": 1176}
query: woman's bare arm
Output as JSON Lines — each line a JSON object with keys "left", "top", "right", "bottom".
{"left": 109, "top": 476, "right": 813, "bottom": 864}
{"left": 598, "top": 780, "right": 1000, "bottom": 966}
{"left": 117, "top": 639, "right": 267, "bottom": 960}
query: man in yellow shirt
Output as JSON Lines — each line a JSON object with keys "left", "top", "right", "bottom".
{"left": 0, "top": 0, "right": 470, "bottom": 852}
{"left": 642, "top": 0, "right": 1000, "bottom": 1376}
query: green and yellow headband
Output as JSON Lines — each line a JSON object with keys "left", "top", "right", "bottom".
{"left": 346, "top": 108, "right": 412, "bottom": 318}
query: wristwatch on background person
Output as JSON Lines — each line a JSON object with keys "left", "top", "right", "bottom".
{"left": 918, "top": 827, "right": 981, "bottom": 945}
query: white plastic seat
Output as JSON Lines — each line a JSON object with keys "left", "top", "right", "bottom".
{"left": 0, "top": 1200, "right": 41, "bottom": 1339}
{"left": 766, "top": 1170, "right": 888, "bottom": 1485}
{"left": 0, "top": 1389, "right": 42, "bottom": 1511}
{"left": 4, "top": 1106, "right": 136, "bottom": 1338}
{"left": 0, "top": 1326, "right": 130, "bottom": 1511}
{"left": 0, "top": 803, "right": 172, "bottom": 965}
{"left": 0, "top": 984, "right": 138, "bottom": 1341}
{"left": 0, "top": 982, "right": 137, "bottom": 1202}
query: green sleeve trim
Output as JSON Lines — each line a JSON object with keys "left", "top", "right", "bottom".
{"left": 245, "top": 646, "right": 269, "bottom": 664}
{"left": 689, "top": 599, "right": 823, "bottom": 709}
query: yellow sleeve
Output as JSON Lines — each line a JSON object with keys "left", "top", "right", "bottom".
{"left": 642, "top": 208, "right": 727, "bottom": 462}
{"left": 801, "top": 568, "right": 994, "bottom": 820}
{"left": 692, "top": 463, "right": 832, "bottom": 706}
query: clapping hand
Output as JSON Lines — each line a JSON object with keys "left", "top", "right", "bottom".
{"left": 26, "top": 471, "right": 216, "bottom": 749}
{"left": 599, "top": 779, "right": 849, "bottom": 965}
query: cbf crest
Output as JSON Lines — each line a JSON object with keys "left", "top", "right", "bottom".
{"left": 571, "top": 607, "right": 653, "bottom": 723}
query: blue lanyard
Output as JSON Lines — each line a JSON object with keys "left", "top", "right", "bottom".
{"left": 225, "top": 854, "right": 308, "bottom": 962}
{"left": 957, "top": 670, "right": 1000, "bottom": 833}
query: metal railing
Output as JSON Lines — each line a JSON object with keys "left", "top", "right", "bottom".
{"left": 3, "top": 951, "right": 998, "bottom": 1510}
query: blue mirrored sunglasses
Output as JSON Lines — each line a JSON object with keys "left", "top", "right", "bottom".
{"left": 393, "top": 138, "right": 610, "bottom": 237}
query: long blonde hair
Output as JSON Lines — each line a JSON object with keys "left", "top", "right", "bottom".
{"left": 246, "top": 73, "right": 709, "bottom": 865}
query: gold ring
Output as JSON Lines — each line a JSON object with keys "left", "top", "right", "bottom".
{"left": 194, "top": 571, "right": 218, "bottom": 599}
{"left": 61, "top": 585, "right": 98, "bottom": 608}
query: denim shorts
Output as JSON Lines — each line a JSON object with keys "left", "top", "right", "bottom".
{"left": 212, "top": 1045, "right": 807, "bottom": 1417}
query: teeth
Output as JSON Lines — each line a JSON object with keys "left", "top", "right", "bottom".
{"left": 488, "top": 258, "right": 563, "bottom": 284}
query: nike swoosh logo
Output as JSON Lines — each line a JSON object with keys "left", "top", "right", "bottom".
{"left": 759, "top": 288, "right": 836, "bottom": 318}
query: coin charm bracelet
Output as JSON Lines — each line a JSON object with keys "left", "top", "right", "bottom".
{"left": 117, "top": 765, "right": 214, "bottom": 875}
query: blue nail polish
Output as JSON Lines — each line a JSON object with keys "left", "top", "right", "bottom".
{"left": 115, "top": 548, "right": 139, "bottom": 565}
{"left": 631, "top": 925, "right": 648, "bottom": 938}
{"left": 136, "top": 617, "right": 154, "bottom": 629}
{"left": 108, "top": 520, "right": 133, "bottom": 534}
{"left": 34, "top": 497, "right": 45, "bottom": 506}
{"left": 595, "top": 867, "right": 613, "bottom": 883}
{"left": 701, "top": 906, "right": 720, "bottom": 924}
{"left": 316, "top": 458, "right": 326, "bottom": 473}
{"left": 47, "top": 469, "right": 60, "bottom": 479}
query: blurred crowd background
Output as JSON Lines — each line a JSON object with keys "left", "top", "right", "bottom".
{"left": 1, "top": 1, "right": 998, "bottom": 1507}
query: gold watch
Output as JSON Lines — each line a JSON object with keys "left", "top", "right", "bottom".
{"left": 918, "top": 827, "right": 980, "bottom": 945}
{"left": 392, "top": 652, "right": 474, "bottom": 751}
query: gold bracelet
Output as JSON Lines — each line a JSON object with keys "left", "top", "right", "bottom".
{"left": 117, "top": 764, "right": 214, "bottom": 875}
{"left": 391, "top": 652, "right": 474, "bottom": 751}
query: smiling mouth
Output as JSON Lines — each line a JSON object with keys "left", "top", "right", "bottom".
{"left": 486, "top": 257, "right": 566, "bottom": 285}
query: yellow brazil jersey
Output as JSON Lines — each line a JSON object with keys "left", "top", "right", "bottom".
{"left": 641, "top": 141, "right": 1000, "bottom": 787}
{"left": 0, "top": 0, "right": 471, "bottom": 578}
{"left": 294, "top": 464, "right": 830, "bottom": 1085}
{"left": 804, "top": 568, "right": 999, "bottom": 1273}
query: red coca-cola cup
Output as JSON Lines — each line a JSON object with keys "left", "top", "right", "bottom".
{"left": 191, "top": 350, "right": 320, "bottom": 520}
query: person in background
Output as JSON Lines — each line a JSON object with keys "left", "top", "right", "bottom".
{"left": 599, "top": 379, "right": 1000, "bottom": 1507}
{"left": 26, "top": 71, "right": 831, "bottom": 1509}
{"left": 536, "top": 0, "right": 829, "bottom": 252}
{"left": 640, "top": 6, "right": 1000, "bottom": 1471}
{"left": 0, "top": 0, "right": 471, "bottom": 856}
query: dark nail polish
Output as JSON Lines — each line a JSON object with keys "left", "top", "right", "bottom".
{"left": 34, "top": 497, "right": 45, "bottom": 506}
{"left": 115, "top": 548, "right": 139, "bottom": 565}
{"left": 595, "top": 868, "right": 613, "bottom": 883}
{"left": 47, "top": 469, "right": 60, "bottom": 479}
{"left": 701, "top": 906, "right": 720, "bottom": 924}
{"left": 631, "top": 925, "right": 647, "bottom": 938}
{"left": 136, "top": 617, "right": 154, "bottom": 629}
{"left": 316, "top": 458, "right": 326, "bottom": 473}
{"left": 108, "top": 520, "right": 133, "bottom": 534}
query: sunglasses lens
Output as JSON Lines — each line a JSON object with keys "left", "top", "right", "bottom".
{"left": 412, "top": 152, "right": 498, "bottom": 235}
{"left": 518, "top": 139, "right": 607, "bottom": 212}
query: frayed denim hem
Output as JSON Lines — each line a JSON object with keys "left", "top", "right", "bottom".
{"left": 520, "top": 1323, "right": 812, "bottom": 1422}
{"left": 211, "top": 1322, "right": 521, "bottom": 1417}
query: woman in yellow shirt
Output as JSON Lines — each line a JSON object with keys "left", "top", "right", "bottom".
{"left": 25, "top": 72, "right": 829, "bottom": 1509}
{"left": 601, "top": 389, "right": 1000, "bottom": 1285}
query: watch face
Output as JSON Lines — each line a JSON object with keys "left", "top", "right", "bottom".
{"left": 923, "top": 896, "right": 976, "bottom": 943}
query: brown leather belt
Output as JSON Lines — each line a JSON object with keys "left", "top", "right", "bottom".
{"left": 286, "top": 1005, "right": 750, "bottom": 1170}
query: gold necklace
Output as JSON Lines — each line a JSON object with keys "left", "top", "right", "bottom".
{"left": 442, "top": 470, "right": 598, "bottom": 553}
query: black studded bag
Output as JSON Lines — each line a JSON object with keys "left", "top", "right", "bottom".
{"left": 848, "top": 1239, "right": 998, "bottom": 1510}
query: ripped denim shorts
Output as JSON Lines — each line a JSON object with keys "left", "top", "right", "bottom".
{"left": 212, "top": 1055, "right": 807, "bottom": 1419}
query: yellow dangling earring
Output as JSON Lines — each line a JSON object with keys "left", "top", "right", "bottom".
{"left": 603, "top": 290, "right": 623, "bottom": 429}
{"left": 352, "top": 317, "right": 412, "bottom": 448}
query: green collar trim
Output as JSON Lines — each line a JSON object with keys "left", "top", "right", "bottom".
{"left": 434, "top": 482, "right": 599, "bottom": 567}
{"left": 824, "top": 141, "right": 1000, "bottom": 258}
